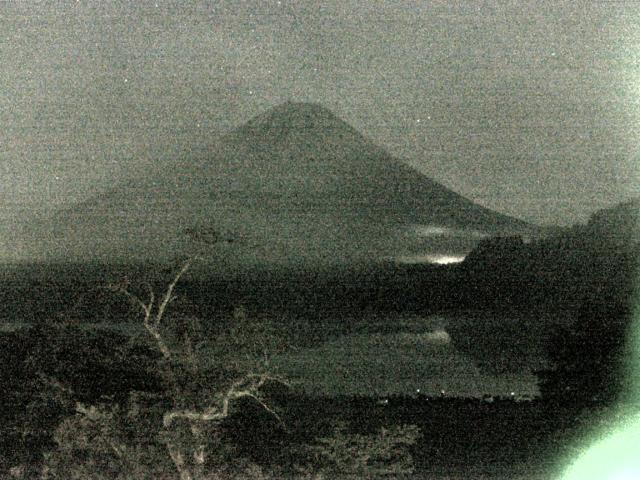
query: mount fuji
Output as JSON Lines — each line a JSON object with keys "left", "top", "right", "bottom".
{"left": 18, "top": 102, "right": 536, "bottom": 269}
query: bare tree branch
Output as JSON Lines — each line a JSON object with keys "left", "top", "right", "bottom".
{"left": 144, "top": 322, "right": 172, "bottom": 360}
{"left": 118, "top": 287, "right": 152, "bottom": 318}
{"left": 242, "top": 392, "right": 286, "bottom": 428}
{"left": 162, "top": 372, "right": 287, "bottom": 428}
{"left": 99, "top": 257, "right": 289, "bottom": 480}
{"left": 107, "top": 259, "right": 192, "bottom": 361}
{"left": 155, "top": 259, "right": 192, "bottom": 329}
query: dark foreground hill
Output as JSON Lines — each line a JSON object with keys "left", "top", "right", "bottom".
{"left": 458, "top": 198, "right": 639, "bottom": 310}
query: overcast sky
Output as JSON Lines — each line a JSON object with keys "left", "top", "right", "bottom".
{"left": 2, "top": 0, "right": 639, "bottom": 245}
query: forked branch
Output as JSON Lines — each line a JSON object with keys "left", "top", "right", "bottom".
{"left": 108, "top": 259, "right": 193, "bottom": 360}
{"left": 162, "top": 372, "right": 286, "bottom": 429}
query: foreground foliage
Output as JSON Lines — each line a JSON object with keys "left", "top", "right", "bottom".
{"left": 3, "top": 261, "right": 420, "bottom": 479}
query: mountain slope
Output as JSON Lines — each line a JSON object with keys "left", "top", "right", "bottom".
{"left": 19, "top": 102, "right": 535, "bottom": 267}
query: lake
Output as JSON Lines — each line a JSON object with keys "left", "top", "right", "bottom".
{"left": 3, "top": 310, "right": 545, "bottom": 399}
{"left": 271, "top": 313, "right": 544, "bottom": 398}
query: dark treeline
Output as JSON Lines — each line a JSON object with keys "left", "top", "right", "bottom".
{"left": 455, "top": 201, "right": 639, "bottom": 312}
{"left": 0, "top": 260, "right": 453, "bottom": 324}
{"left": 457, "top": 200, "right": 639, "bottom": 409}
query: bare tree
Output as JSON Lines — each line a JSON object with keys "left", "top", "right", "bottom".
{"left": 96, "top": 258, "right": 288, "bottom": 480}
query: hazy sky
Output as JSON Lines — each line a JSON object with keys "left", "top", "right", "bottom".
{"left": 2, "top": 0, "right": 639, "bottom": 238}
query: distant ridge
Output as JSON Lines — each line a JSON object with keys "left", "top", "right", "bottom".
{"left": 18, "top": 102, "right": 536, "bottom": 267}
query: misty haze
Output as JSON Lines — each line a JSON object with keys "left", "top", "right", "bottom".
{"left": 1, "top": 2, "right": 639, "bottom": 479}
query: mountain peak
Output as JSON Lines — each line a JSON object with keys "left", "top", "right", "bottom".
{"left": 238, "top": 101, "right": 353, "bottom": 138}
{"left": 222, "top": 101, "right": 380, "bottom": 163}
{"left": 258, "top": 101, "right": 339, "bottom": 122}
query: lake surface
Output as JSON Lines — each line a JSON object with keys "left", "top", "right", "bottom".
{"left": 1, "top": 312, "right": 546, "bottom": 399}
{"left": 272, "top": 313, "right": 542, "bottom": 398}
